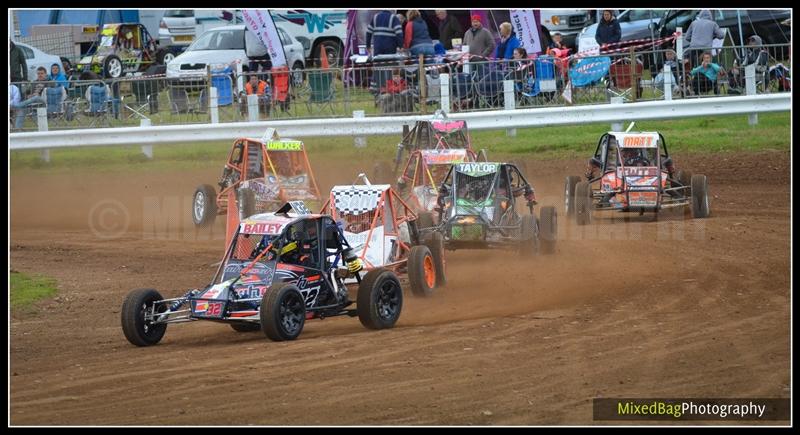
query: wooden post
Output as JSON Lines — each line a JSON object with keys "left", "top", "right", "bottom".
{"left": 629, "top": 46, "right": 637, "bottom": 102}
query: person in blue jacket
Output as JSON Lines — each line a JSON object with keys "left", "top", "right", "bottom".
{"left": 494, "top": 22, "right": 521, "bottom": 60}
{"left": 689, "top": 51, "right": 722, "bottom": 95}
{"left": 48, "top": 63, "right": 69, "bottom": 88}
{"left": 595, "top": 10, "right": 621, "bottom": 47}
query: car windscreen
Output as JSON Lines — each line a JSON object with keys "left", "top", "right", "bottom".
{"left": 165, "top": 10, "right": 194, "bottom": 18}
{"left": 455, "top": 172, "right": 496, "bottom": 207}
{"left": 230, "top": 233, "right": 279, "bottom": 262}
{"left": 188, "top": 29, "right": 245, "bottom": 51}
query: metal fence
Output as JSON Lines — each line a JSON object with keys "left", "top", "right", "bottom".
{"left": 9, "top": 43, "right": 790, "bottom": 133}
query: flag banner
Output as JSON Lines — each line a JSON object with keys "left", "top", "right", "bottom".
{"left": 243, "top": 9, "right": 287, "bottom": 67}
{"left": 510, "top": 9, "right": 542, "bottom": 55}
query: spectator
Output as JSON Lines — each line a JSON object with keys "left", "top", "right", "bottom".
{"left": 689, "top": 51, "right": 722, "bottom": 95}
{"left": 511, "top": 47, "right": 531, "bottom": 83}
{"left": 396, "top": 13, "right": 406, "bottom": 27}
{"left": 728, "top": 34, "right": 768, "bottom": 91}
{"left": 548, "top": 32, "right": 565, "bottom": 51}
{"left": 49, "top": 63, "right": 69, "bottom": 88}
{"left": 366, "top": 10, "right": 404, "bottom": 56}
{"left": 244, "top": 73, "right": 271, "bottom": 114}
{"left": 494, "top": 22, "right": 521, "bottom": 60}
{"left": 11, "top": 67, "right": 49, "bottom": 129}
{"left": 684, "top": 10, "right": 726, "bottom": 67}
{"left": 436, "top": 10, "right": 463, "bottom": 50}
{"left": 653, "top": 49, "right": 680, "bottom": 93}
{"left": 595, "top": 10, "right": 621, "bottom": 47}
{"left": 404, "top": 10, "right": 435, "bottom": 58}
{"left": 10, "top": 40, "right": 28, "bottom": 83}
{"left": 463, "top": 15, "right": 495, "bottom": 59}
{"left": 379, "top": 69, "right": 413, "bottom": 113}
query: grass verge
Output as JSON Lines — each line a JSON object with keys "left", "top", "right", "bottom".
{"left": 10, "top": 271, "right": 58, "bottom": 312}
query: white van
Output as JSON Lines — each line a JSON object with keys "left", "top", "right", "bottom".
{"left": 270, "top": 10, "right": 348, "bottom": 66}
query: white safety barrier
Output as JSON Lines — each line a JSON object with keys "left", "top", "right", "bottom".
{"left": 9, "top": 93, "right": 790, "bottom": 151}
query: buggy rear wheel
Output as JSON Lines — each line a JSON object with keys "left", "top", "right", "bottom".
{"left": 539, "top": 206, "right": 557, "bottom": 254}
{"left": 564, "top": 175, "right": 580, "bottom": 216}
{"left": 260, "top": 283, "right": 306, "bottom": 341}
{"left": 357, "top": 268, "right": 403, "bottom": 329}
{"left": 192, "top": 184, "right": 217, "bottom": 226}
{"left": 408, "top": 245, "right": 436, "bottom": 297}
{"left": 519, "top": 214, "right": 539, "bottom": 257}
{"left": 575, "top": 181, "right": 593, "bottom": 226}
{"left": 237, "top": 188, "right": 257, "bottom": 220}
{"left": 690, "top": 174, "right": 710, "bottom": 218}
{"left": 230, "top": 323, "right": 261, "bottom": 333}
{"left": 121, "top": 288, "right": 167, "bottom": 346}
{"left": 423, "top": 231, "right": 446, "bottom": 287}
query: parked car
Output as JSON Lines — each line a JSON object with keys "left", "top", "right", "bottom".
{"left": 577, "top": 10, "right": 666, "bottom": 54}
{"left": 539, "top": 10, "right": 592, "bottom": 48}
{"left": 13, "top": 41, "right": 64, "bottom": 81}
{"left": 157, "top": 9, "right": 196, "bottom": 64}
{"left": 655, "top": 10, "right": 791, "bottom": 57}
{"left": 166, "top": 24, "right": 306, "bottom": 84}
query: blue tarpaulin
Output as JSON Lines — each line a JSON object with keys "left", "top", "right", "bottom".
{"left": 569, "top": 56, "right": 611, "bottom": 87}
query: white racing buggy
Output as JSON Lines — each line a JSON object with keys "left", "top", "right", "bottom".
{"left": 321, "top": 176, "right": 446, "bottom": 296}
{"left": 122, "top": 202, "right": 406, "bottom": 345}
{"left": 425, "top": 162, "right": 558, "bottom": 256}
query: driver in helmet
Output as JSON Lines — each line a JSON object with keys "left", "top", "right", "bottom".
{"left": 273, "top": 225, "right": 313, "bottom": 267}
{"left": 622, "top": 148, "right": 650, "bottom": 167}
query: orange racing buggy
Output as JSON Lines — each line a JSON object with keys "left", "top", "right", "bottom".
{"left": 565, "top": 130, "right": 710, "bottom": 224}
{"left": 192, "top": 133, "right": 322, "bottom": 227}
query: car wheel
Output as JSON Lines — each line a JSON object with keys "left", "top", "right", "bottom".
{"left": 315, "top": 40, "right": 343, "bottom": 67}
{"left": 690, "top": 174, "right": 710, "bottom": 218}
{"left": 192, "top": 184, "right": 218, "bottom": 227}
{"left": 423, "top": 231, "right": 446, "bottom": 287}
{"left": 121, "top": 288, "right": 168, "bottom": 346}
{"left": 260, "top": 283, "right": 306, "bottom": 341}
{"left": 539, "top": 206, "right": 557, "bottom": 254}
{"left": 565, "top": 175, "right": 581, "bottom": 216}
{"left": 104, "top": 55, "right": 123, "bottom": 78}
{"left": 575, "top": 181, "right": 593, "bottom": 225}
{"left": 408, "top": 245, "right": 436, "bottom": 297}
{"left": 357, "top": 268, "right": 403, "bottom": 330}
{"left": 157, "top": 50, "right": 176, "bottom": 65}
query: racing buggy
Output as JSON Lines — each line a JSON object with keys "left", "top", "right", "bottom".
{"left": 424, "top": 162, "right": 557, "bottom": 255}
{"left": 565, "top": 130, "right": 710, "bottom": 225}
{"left": 192, "top": 133, "right": 322, "bottom": 227}
{"left": 122, "top": 202, "right": 406, "bottom": 345}
{"left": 321, "top": 177, "right": 446, "bottom": 295}
{"left": 396, "top": 148, "right": 477, "bottom": 228}
{"left": 75, "top": 23, "right": 162, "bottom": 79}
{"left": 372, "top": 114, "right": 488, "bottom": 184}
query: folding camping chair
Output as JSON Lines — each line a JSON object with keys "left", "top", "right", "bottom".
{"left": 568, "top": 56, "right": 612, "bottom": 104}
{"left": 475, "top": 69, "right": 507, "bottom": 108}
{"left": 450, "top": 72, "right": 475, "bottom": 111}
{"left": 608, "top": 57, "right": 644, "bottom": 101}
{"left": 84, "top": 83, "right": 115, "bottom": 127}
{"left": 305, "top": 70, "right": 336, "bottom": 115}
{"left": 45, "top": 85, "right": 75, "bottom": 125}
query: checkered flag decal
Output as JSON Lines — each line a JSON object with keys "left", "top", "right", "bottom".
{"left": 331, "top": 185, "right": 390, "bottom": 216}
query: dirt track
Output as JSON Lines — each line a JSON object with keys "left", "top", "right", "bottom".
{"left": 10, "top": 151, "right": 790, "bottom": 425}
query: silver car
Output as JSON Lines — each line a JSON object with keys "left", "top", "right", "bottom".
{"left": 14, "top": 41, "right": 65, "bottom": 80}
{"left": 577, "top": 10, "right": 666, "bottom": 54}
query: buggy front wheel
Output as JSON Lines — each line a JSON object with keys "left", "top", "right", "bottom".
{"left": 408, "top": 245, "right": 436, "bottom": 297}
{"left": 575, "top": 181, "right": 593, "bottom": 225}
{"left": 121, "top": 288, "right": 168, "bottom": 346}
{"left": 192, "top": 184, "right": 217, "bottom": 226}
{"left": 357, "top": 269, "right": 403, "bottom": 329}
{"left": 260, "top": 283, "right": 306, "bottom": 341}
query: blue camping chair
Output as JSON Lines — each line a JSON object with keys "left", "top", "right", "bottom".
{"left": 85, "top": 83, "right": 116, "bottom": 126}
{"left": 568, "top": 56, "right": 612, "bottom": 102}
{"left": 45, "top": 86, "right": 74, "bottom": 122}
